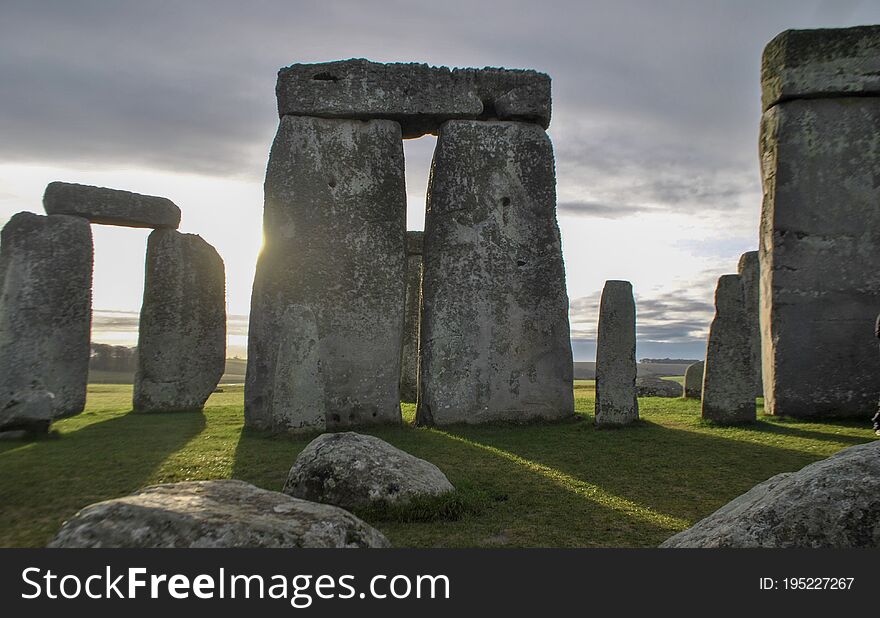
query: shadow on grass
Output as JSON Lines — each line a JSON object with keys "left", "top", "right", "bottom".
{"left": 735, "top": 418, "right": 870, "bottom": 446}
{"left": 440, "top": 415, "right": 872, "bottom": 528}
{"left": 0, "top": 410, "right": 205, "bottom": 547}
{"left": 229, "top": 418, "right": 689, "bottom": 547}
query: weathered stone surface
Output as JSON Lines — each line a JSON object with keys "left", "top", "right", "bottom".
{"left": 761, "top": 26, "right": 880, "bottom": 112}
{"left": 276, "top": 59, "right": 551, "bottom": 138}
{"left": 134, "top": 229, "right": 226, "bottom": 412}
{"left": 661, "top": 440, "right": 880, "bottom": 548}
{"left": 0, "top": 385, "right": 53, "bottom": 433}
{"left": 737, "top": 251, "right": 763, "bottom": 397}
{"left": 417, "top": 120, "right": 573, "bottom": 425}
{"left": 702, "top": 275, "right": 755, "bottom": 424}
{"left": 43, "top": 181, "right": 181, "bottom": 229}
{"left": 683, "top": 361, "right": 704, "bottom": 399}
{"left": 595, "top": 280, "right": 638, "bottom": 426}
{"left": 635, "top": 376, "right": 681, "bottom": 398}
{"left": 0, "top": 212, "right": 92, "bottom": 424}
{"left": 399, "top": 231, "right": 423, "bottom": 404}
{"left": 246, "top": 116, "right": 406, "bottom": 432}
{"left": 283, "top": 432, "right": 454, "bottom": 510}
{"left": 49, "top": 480, "right": 390, "bottom": 548}
{"left": 760, "top": 98, "right": 880, "bottom": 418}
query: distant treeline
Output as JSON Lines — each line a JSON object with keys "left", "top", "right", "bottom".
{"left": 639, "top": 358, "right": 700, "bottom": 365}
{"left": 90, "top": 344, "right": 137, "bottom": 372}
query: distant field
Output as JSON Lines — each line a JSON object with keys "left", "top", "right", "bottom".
{"left": 89, "top": 358, "right": 247, "bottom": 385}
{"left": 573, "top": 362, "right": 695, "bottom": 380}
{"left": 1, "top": 382, "right": 872, "bottom": 548}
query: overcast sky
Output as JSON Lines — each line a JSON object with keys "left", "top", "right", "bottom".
{"left": 2, "top": 0, "right": 878, "bottom": 359}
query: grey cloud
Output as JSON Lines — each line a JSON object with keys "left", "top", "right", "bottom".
{"left": 570, "top": 287, "right": 715, "bottom": 345}
{"left": 4, "top": 0, "right": 880, "bottom": 184}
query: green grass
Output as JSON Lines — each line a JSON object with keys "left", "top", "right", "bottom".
{"left": 0, "top": 382, "right": 873, "bottom": 547}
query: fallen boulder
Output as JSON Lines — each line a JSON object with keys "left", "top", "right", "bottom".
{"left": 660, "top": 441, "right": 880, "bottom": 548}
{"left": 635, "top": 376, "right": 681, "bottom": 398}
{"left": 49, "top": 480, "right": 390, "bottom": 548}
{"left": 283, "top": 432, "right": 454, "bottom": 510}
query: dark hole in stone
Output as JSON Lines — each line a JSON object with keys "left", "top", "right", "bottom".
{"left": 479, "top": 97, "right": 498, "bottom": 120}
{"left": 501, "top": 197, "right": 510, "bottom": 206}
{"left": 331, "top": 413, "right": 340, "bottom": 423}
{"left": 328, "top": 177, "right": 337, "bottom": 188}
{"left": 312, "top": 72, "right": 338, "bottom": 82}
{"left": 517, "top": 259, "right": 527, "bottom": 267}
{"left": 372, "top": 412, "right": 377, "bottom": 417}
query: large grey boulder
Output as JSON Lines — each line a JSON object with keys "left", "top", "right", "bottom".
{"left": 0, "top": 212, "right": 92, "bottom": 424}
{"left": 134, "top": 229, "right": 226, "bottom": 412}
{"left": 49, "top": 480, "right": 390, "bottom": 548}
{"left": 661, "top": 440, "right": 880, "bottom": 548}
{"left": 682, "top": 361, "right": 704, "bottom": 399}
{"left": 276, "top": 59, "right": 551, "bottom": 137}
{"left": 595, "top": 280, "right": 638, "bottom": 426}
{"left": 417, "top": 120, "right": 573, "bottom": 425}
{"left": 43, "top": 181, "right": 180, "bottom": 229}
{"left": 760, "top": 60, "right": 880, "bottom": 419}
{"left": 635, "top": 376, "right": 681, "bottom": 398}
{"left": 702, "top": 275, "right": 755, "bottom": 424}
{"left": 737, "top": 251, "right": 762, "bottom": 397}
{"left": 399, "top": 231, "right": 423, "bottom": 404}
{"left": 246, "top": 116, "right": 406, "bottom": 432}
{"left": 761, "top": 25, "right": 880, "bottom": 111}
{"left": 283, "top": 432, "right": 453, "bottom": 511}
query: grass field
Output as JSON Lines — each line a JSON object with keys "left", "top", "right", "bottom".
{"left": 0, "top": 380, "right": 873, "bottom": 547}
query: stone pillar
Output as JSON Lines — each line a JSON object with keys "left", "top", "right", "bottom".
{"left": 417, "top": 120, "right": 573, "bottom": 425}
{"left": 399, "top": 231, "right": 423, "bottom": 404}
{"left": 0, "top": 212, "right": 92, "bottom": 430}
{"left": 737, "top": 251, "right": 762, "bottom": 398}
{"left": 683, "top": 361, "right": 704, "bottom": 399}
{"left": 702, "top": 275, "right": 755, "bottom": 424}
{"left": 595, "top": 280, "right": 638, "bottom": 426}
{"left": 134, "top": 229, "right": 226, "bottom": 412}
{"left": 759, "top": 26, "right": 880, "bottom": 418}
{"left": 246, "top": 115, "right": 407, "bottom": 432}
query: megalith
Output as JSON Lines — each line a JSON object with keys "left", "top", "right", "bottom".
{"left": 134, "top": 229, "right": 226, "bottom": 412}
{"left": 595, "top": 280, "right": 638, "bottom": 426}
{"left": 399, "top": 231, "right": 423, "bottom": 404}
{"left": 417, "top": 120, "right": 573, "bottom": 425}
{"left": 276, "top": 59, "right": 551, "bottom": 138}
{"left": 0, "top": 212, "right": 92, "bottom": 428}
{"left": 683, "top": 361, "right": 704, "bottom": 399}
{"left": 702, "top": 275, "right": 755, "bottom": 424}
{"left": 246, "top": 115, "right": 407, "bottom": 432}
{"left": 44, "top": 182, "right": 181, "bottom": 229}
{"left": 759, "top": 26, "right": 880, "bottom": 418}
{"left": 737, "top": 251, "right": 762, "bottom": 397}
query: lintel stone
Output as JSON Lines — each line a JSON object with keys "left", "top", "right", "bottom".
{"left": 762, "top": 25, "right": 880, "bottom": 111}
{"left": 43, "top": 181, "right": 181, "bottom": 229}
{"left": 276, "top": 59, "right": 551, "bottom": 138}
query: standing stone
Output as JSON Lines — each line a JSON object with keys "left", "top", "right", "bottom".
{"left": 760, "top": 26, "right": 880, "bottom": 418}
{"left": 43, "top": 182, "right": 181, "bottom": 229}
{"left": 683, "top": 361, "right": 704, "bottom": 399}
{"left": 737, "top": 251, "right": 762, "bottom": 397}
{"left": 595, "top": 280, "right": 638, "bottom": 426}
{"left": 0, "top": 212, "right": 92, "bottom": 428}
{"left": 134, "top": 229, "right": 225, "bottom": 412}
{"left": 399, "top": 231, "right": 423, "bottom": 404}
{"left": 418, "top": 120, "right": 573, "bottom": 425}
{"left": 702, "top": 275, "right": 755, "bottom": 424}
{"left": 246, "top": 115, "right": 406, "bottom": 432}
